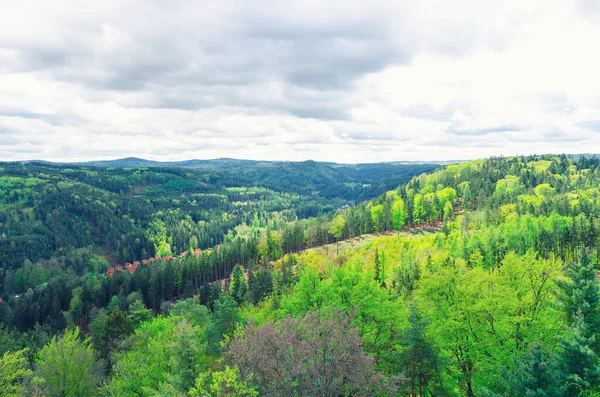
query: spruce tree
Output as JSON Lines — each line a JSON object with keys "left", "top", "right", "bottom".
{"left": 396, "top": 306, "right": 439, "bottom": 396}
{"left": 374, "top": 249, "right": 381, "bottom": 284}
{"left": 555, "top": 251, "right": 600, "bottom": 396}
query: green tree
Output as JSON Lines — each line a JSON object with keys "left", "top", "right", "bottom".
{"left": 396, "top": 306, "right": 439, "bottom": 397}
{"left": 106, "top": 316, "right": 177, "bottom": 396}
{"left": 127, "top": 299, "right": 153, "bottom": 328}
{"left": 443, "top": 200, "right": 453, "bottom": 220}
{"left": 558, "top": 251, "right": 600, "bottom": 333}
{"left": 0, "top": 348, "right": 32, "bottom": 397}
{"left": 371, "top": 204, "right": 384, "bottom": 232}
{"left": 556, "top": 313, "right": 600, "bottom": 397}
{"left": 391, "top": 197, "right": 406, "bottom": 231}
{"left": 165, "top": 319, "right": 207, "bottom": 394}
{"left": 484, "top": 343, "right": 562, "bottom": 397}
{"left": 230, "top": 265, "right": 248, "bottom": 304}
{"left": 190, "top": 366, "right": 258, "bottom": 397}
{"left": 206, "top": 294, "right": 240, "bottom": 356}
{"left": 374, "top": 249, "right": 381, "bottom": 284}
{"left": 170, "top": 297, "right": 210, "bottom": 327}
{"left": 329, "top": 214, "right": 346, "bottom": 255}
{"left": 555, "top": 251, "right": 600, "bottom": 396}
{"left": 413, "top": 194, "right": 425, "bottom": 225}
{"left": 34, "top": 328, "right": 104, "bottom": 397}
{"left": 248, "top": 269, "right": 273, "bottom": 305}
{"left": 89, "top": 307, "right": 134, "bottom": 366}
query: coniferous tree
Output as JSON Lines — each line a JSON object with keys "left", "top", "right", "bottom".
{"left": 206, "top": 294, "right": 240, "bottom": 356}
{"left": 556, "top": 312, "right": 600, "bottom": 397}
{"left": 374, "top": 249, "right": 381, "bottom": 285}
{"left": 483, "top": 343, "right": 562, "bottom": 397}
{"left": 230, "top": 265, "right": 248, "bottom": 304}
{"left": 551, "top": 251, "right": 600, "bottom": 396}
{"left": 396, "top": 306, "right": 439, "bottom": 397}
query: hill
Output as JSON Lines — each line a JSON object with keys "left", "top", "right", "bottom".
{"left": 3, "top": 153, "right": 600, "bottom": 396}
{"left": 0, "top": 159, "right": 436, "bottom": 273}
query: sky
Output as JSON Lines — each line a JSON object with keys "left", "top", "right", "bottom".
{"left": 1, "top": 0, "right": 600, "bottom": 163}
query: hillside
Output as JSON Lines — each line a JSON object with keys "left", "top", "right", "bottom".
{"left": 3, "top": 154, "right": 600, "bottom": 396}
{"left": 24, "top": 158, "right": 440, "bottom": 201}
{"left": 0, "top": 160, "right": 435, "bottom": 277}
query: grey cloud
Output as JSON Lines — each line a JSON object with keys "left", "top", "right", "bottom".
{"left": 577, "top": 0, "right": 600, "bottom": 19}
{"left": 578, "top": 120, "right": 600, "bottom": 132}
{"left": 535, "top": 130, "right": 590, "bottom": 143}
{"left": 3, "top": 0, "right": 598, "bottom": 163}
{"left": 447, "top": 124, "right": 524, "bottom": 136}
{"left": 335, "top": 129, "right": 406, "bottom": 142}
{"left": 0, "top": 0, "right": 508, "bottom": 120}
{"left": 0, "top": 111, "right": 69, "bottom": 126}
{"left": 0, "top": 135, "right": 23, "bottom": 146}
{"left": 399, "top": 104, "right": 463, "bottom": 121}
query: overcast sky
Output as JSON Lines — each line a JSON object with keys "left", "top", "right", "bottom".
{"left": 1, "top": 0, "right": 600, "bottom": 163}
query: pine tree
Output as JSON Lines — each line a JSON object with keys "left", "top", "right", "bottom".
{"left": 380, "top": 250, "right": 386, "bottom": 288}
{"left": 374, "top": 249, "right": 381, "bottom": 285}
{"left": 206, "top": 294, "right": 240, "bottom": 356}
{"left": 230, "top": 265, "right": 247, "bottom": 304}
{"left": 396, "top": 306, "right": 439, "bottom": 396}
{"left": 166, "top": 319, "right": 206, "bottom": 394}
{"left": 557, "top": 312, "right": 600, "bottom": 397}
{"left": 484, "top": 343, "right": 562, "bottom": 397}
{"left": 555, "top": 251, "right": 600, "bottom": 396}
{"left": 558, "top": 251, "right": 600, "bottom": 332}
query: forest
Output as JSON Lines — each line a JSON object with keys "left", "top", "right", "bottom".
{"left": 1, "top": 154, "right": 600, "bottom": 396}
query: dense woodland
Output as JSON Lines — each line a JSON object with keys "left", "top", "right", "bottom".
{"left": 2, "top": 154, "right": 600, "bottom": 396}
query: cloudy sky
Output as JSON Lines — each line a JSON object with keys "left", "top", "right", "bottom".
{"left": 1, "top": 0, "right": 600, "bottom": 163}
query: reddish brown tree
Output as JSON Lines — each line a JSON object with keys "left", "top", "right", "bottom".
{"left": 227, "top": 310, "right": 393, "bottom": 396}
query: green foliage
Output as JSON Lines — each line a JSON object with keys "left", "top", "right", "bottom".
{"left": 206, "top": 294, "right": 241, "bottom": 356}
{"left": 7, "top": 154, "right": 600, "bottom": 396}
{"left": 230, "top": 265, "right": 248, "bottom": 304}
{"left": 248, "top": 269, "right": 273, "bottom": 304}
{"left": 89, "top": 307, "right": 134, "bottom": 366}
{"left": 374, "top": 248, "right": 381, "bottom": 284}
{"left": 558, "top": 251, "right": 600, "bottom": 331}
{"left": 556, "top": 312, "right": 600, "bottom": 396}
{"left": 106, "top": 317, "right": 177, "bottom": 396}
{"left": 190, "top": 366, "right": 259, "bottom": 397}
{"left": 329, "top": 213, "right": 346, "bottom": 240}
{"left": 554, "top": 251, "right": 600, "bottom": 396}
{"left": 169, "top": 297, "right": 210, "bottom": 326}
{"left": 127, "top": 300, "right": 153, "bottom": 328}
{"left": 391, "top": 196, "right": 406, "bottom": 230}
{"left": 371, "top": 204, "right": 384, "bottom": 232}
{"left": 34, "top": 328, "right": 104, "bottom": 397}
{"left": 483, "top": 343, "right": 563, "bottom": 397}
{"left": 395, "top": 306, "right": 440, "bottom": 396}
{"left": 0, "top": 348, "right": 32, "bottom": 397}
{"left": 165, "top": 319, "right": 208, "bottom": 394}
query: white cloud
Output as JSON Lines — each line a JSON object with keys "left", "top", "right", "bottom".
{"left": 0, "top": 0, "right": 599, "bottom": 162}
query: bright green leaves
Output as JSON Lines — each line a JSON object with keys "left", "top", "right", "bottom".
{"left": 390, "top": 197, "right": 406, "bottom": 231}
{"left": 417, "top": 251, "right": 563, "bottom": 394}
{"left": 34, "top": 328, "right": 104, "bottom": 397}
{"left": 0, "top": 349, "right": 32, "bottom": 397}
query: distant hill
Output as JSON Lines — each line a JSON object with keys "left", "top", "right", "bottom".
{"left": 72, "top": 157, "right": 458, "bottom": 169}
{"left": 75, "top": 157, "right": 260, "bottom": 169}
{"left": 22, "top": 157, "right": 442, "bottom": 202}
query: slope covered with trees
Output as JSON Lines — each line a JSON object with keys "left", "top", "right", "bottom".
{"left": 0, "top": 160, "right": 434, "bottom": 290}
{"left": 2, "top": 154, "right": 600, "bottom": 396}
